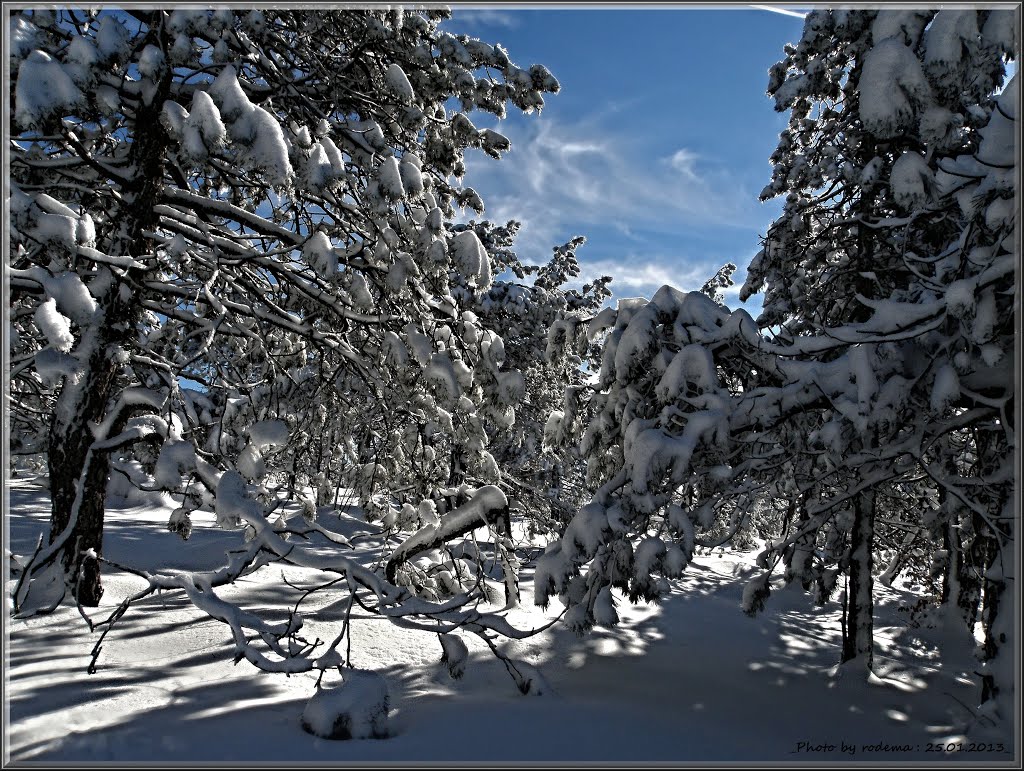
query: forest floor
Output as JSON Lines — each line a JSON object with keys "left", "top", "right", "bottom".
{"left": 4, "top": 473, "right": 1017, "bottom": 764}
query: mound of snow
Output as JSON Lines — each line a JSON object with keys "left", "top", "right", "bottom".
{"left": 300, "top": 669, "right": 390, "bottom": 740}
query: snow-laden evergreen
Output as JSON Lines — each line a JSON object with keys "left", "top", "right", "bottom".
{"left": 8, "top": 7, "right": 571, "bottom": 680}
{"left": 6, "top": 5, "right": 1018, "bottom": 745}
{"left": 538, "top": 8, "right": 1018, "bottom": 723}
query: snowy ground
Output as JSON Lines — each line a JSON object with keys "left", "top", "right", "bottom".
{"left": 4, "top": 474, "right": 1016, "bottom": 764}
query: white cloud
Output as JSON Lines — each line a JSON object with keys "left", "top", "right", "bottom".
{"left": 722, "top": 282, "right": 743, "bottom": 297}
{"left": 579, "top": 259, "right": 682, "bottom": 293}
{"left": 573, "top": 256, "right": 748, "bottom": 302}
{"left": 463, "top": 114, "right": 761, "bottom": 262}
{"left": 448, "top": 9, "right": 522, "bottom": 29}
{"left": 666, "top": 148, "right": 701, "bottom": 179}
{"left": 561, "top": 140, "right": 605, "bottom": 156}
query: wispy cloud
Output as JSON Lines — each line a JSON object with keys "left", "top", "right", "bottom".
{"left": 448, "top": 9, "right": 522, "bottom": 29}
{"left": 578, "top": 258, "right": 704, "bottom": 296}
{"left": 666, "top": 148, "right": 701, "bottom": 180}
{"left": 463, "top": 114, "right": 762, "bottom": 263}
{"left": 568, "top": 255, "right": 755, "bottom": 305}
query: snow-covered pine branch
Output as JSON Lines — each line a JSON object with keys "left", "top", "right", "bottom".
{"left": 8, "top": 7, "right": 565, "bottom": 672}
{"left": 539, "top": 10, "right": 1016, "bottom": 721}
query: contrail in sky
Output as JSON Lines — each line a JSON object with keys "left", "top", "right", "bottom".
{"left": 749, "top": 5, "right": 808, "bottom": 19}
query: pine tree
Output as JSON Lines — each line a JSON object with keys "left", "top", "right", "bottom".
{"left": 745, "top": 7, "right": 1016, "bottom": 690}
{"left": 538, "top": 10, "right": 1017, "bottom": 716}
{"left": 9, "top": 8, "right": 559, "bottom": 609}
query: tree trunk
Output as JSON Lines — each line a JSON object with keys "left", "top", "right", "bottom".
{"left": 46, "top": 21, "right": 171, "bottom": 605}
{"left": 784, "top": 493, "right": 815, "bottom": 590}
{"left": 841, "top": 489, "right": 875, "bottom": 669}
{"left": 940, "top": 516, "right": 962, "bottom": 607}
{"left": 47, "top": 309, "right": 131, "bottom": 605}
{"left": 878, "top": 527, "right": 918, "bottom": 588}
{"left": 940, "top": 428, "right": 1011, "bottom": 711}
{"left": 972, "top": 505, "right": 1006, "bottom": 705}
{"left": 979, "top": 535, "right": 1013, "bottom": 714}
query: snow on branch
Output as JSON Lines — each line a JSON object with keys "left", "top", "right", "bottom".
{"left": 385, "top": 485, "right": 509, "bottom": 582}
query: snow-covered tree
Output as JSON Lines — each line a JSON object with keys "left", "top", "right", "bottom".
{"left": 469, "top": 230, "right": 610, "bottom": 537}
{"left": 8, "top": 6, "right": 560, "bottom": 622}
{"left": 533, "top": 286, "right": 775, "bottom": 626}
{"left": 746, "top": 7, "right": 1017, "bottom": 701}
{"left": 539, "top": 8, "right": 1017, "bottom": 718}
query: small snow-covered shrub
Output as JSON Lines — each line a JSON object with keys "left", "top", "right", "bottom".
{"left": 300, "top": 669, "right": 390, "bottom": 740}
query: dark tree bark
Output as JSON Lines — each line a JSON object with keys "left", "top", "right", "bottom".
{"left": 47, "top": 301, "right": 130, "bottom": 605}
{"left": 784, "top": 493, "right": 815, "bottom": 590}
{"left": 973, "top": 445, "right": 1008, "bottom": 705}
{"left": 940, "top": 517, "right": 963, "bottom": 608}
{"left": 841, "top": 489, "right": 875, "bottom": 669}
{"left": 46, "top": 19, "right": 171, "bottom": 605}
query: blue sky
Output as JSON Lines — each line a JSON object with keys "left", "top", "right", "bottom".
{"left": 441, "top": 5, "right": 810, "bottom": 314}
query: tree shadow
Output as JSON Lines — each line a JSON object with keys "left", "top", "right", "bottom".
{"left": 7, "top": 484, "right": 1014, "bottom": 763}
{"left": 10, "top": 671, "right": 311, "bottom": 762}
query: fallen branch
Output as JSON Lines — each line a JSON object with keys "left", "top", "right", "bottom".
{"left": 385, "top": 485, "right": 510, "bottom": 583}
